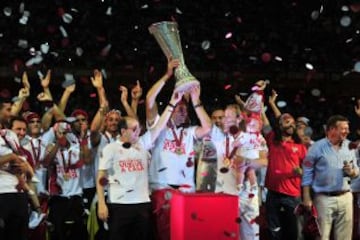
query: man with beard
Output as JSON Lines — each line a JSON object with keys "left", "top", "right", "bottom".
{"left": 262, "top": 112, "right": 307, "bottom": 240}
{"left": 302, "top": 115, "right": 358, "bottom": 240}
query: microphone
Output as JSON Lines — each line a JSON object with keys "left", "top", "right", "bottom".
{"left": 343, "top": 160, "right": 353, "bottom": 177}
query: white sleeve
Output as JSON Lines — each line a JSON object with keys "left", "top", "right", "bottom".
{"left": 98, "top": 144, "right": 114, "bottom": 171}
{"left": 41, "top": 128, "right": 56, "bottom": 146}
{"left": 146, "top": 114, "right": 160, "bottom": 130}
{"left": 210, "top": 125, "right": 225, "bottom": 142}
{"left": 139, "top": 131, "right": 153, "bottom": 151}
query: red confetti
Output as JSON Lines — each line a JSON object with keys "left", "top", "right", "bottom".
{"left": 261, "top": 52, "right": 272, "bottom": 63}
{"left": 224, "top": 84, "right": 232, "bottom": 90}
{"left": 57, "top": 7, "right": 65, "bottom": 17}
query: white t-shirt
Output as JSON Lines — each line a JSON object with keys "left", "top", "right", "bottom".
{"left": 215, "top": 133, "right": 244, "bottom": 195}
{"left": 0, "top": 129, "right": 21, "bottom": 193}
{"left": 93, "top": 131, "right": 120, "bottom": 180}
{"left": 23, "top": 136, "right": 48, "bottom": 194}
{"left": 53, "top": 144, "right": 83, "bottom": 197}
{"left": 149, "top": 125, "right": 197, "bottom": 190}
{"left": 236, "top": 132, "right": 268, "bottom": 160}
{"left": 98, "top": 131, "right": 153, "bottom": 204}
{"left": 67, "top": 131, "right": 96, "bottom": 189}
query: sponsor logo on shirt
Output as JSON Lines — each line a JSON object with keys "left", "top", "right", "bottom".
{"left": 119, "top": 159, "right": 144, "bottom": 172}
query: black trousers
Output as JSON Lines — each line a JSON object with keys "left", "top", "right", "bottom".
{"left": 265, "top": 190, "right": 301, "bottom": 240}
{"left": 0, "top": 192, "right": 28, "bottom": 240}
{"left": 48, "top": 195, "right": 87, "bottom": 240}
{"left": 108, "top": 202, "right": 151, "bottom": 240}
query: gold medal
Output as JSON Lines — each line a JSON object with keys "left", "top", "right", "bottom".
{"left": 223, "top": 158, "right": 231, "bottom": 167}
{"left": 64, "top": 172, "right": 70, "bottom": 181}
{"left": 175, "top": 147, "right": 182, "bottom": 155}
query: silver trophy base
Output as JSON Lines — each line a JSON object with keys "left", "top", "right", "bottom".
{"left": 174, "top": 80, "right": 200, "bottom": 93}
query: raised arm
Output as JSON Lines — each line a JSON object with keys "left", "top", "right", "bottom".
{"left": 11, "top": 72, "right": 30, "bottom": 116}
{"left": 90, "top": 70, "right": 109, "bottom": 147}
{"left": 58, "top": 83, "right": 76, "bottom": 113}
{"left": 37, "top": 92, "right": 65, "bottom": 122}
{"left": 234, "top": 94, "right": 246, "bottom": 112}
{"left": 190, "top": 85, "right": 212, "bottom": 139}
{"left": 39, "top": 70, "right": 55, "bottom": 131}
{"left": 119, "top": 85, "right": 137, "bottom": 119}
{"left": 40, "top": 70, "right": 53, "bottom": 101}
{"left": 146, "top": 59, "right": 180, "bottom": 126}
{"left": 90, "top": 69, "right": 108, "bottom": 131}
{"left": 11, "top": 88, "right": 30, "bottom": 116}
{"left": 130, "top": 80, "right": 143, "bottom": 116}
{"left": 268, "top": 89, "right": 282, "bottom": 118}
{"left": 149, "top": 90, "right": 184, "bottom": 143}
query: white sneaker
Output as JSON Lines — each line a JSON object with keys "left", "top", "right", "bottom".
{"left": 28, "top": 211, "right": 46, "bottom": 229}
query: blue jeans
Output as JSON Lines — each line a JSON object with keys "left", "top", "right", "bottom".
{"left": 265, "top": 190, "right": 301, "bottom": 240}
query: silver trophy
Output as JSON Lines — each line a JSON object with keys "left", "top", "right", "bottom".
{"left": 149, "top": 21, "right": 199, "bottom": 93}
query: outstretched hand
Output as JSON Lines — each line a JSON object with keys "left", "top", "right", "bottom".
{"left": 170, "top": 90, "right": 184, "bottom": 106}
{"left": 37, "top": 92, "right": 53, "bottom": 102}
{"left": 269, "top": 89, "right": 278, "bottom": 105}
{"left": 91, "top": 69, "right": 103, "bottom": 89}
{"left": 131, "top": 80, "right": 143, "bottom": 100}
{"left": 119, "top": 85, "right": 128, "bottom": 103}
{"left": 166, "top": 59, "right": 180, "bottom": 77}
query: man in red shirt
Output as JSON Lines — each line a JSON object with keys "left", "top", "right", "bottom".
{"left": 262, "top": 112, "right": 307, "bottom": 240}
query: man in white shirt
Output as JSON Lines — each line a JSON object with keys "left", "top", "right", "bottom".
{"left": 0, "top": 126, "right": 34, "bottom": 240}
{"left": 97, "top": 90, "right": 184, "bottom": 240}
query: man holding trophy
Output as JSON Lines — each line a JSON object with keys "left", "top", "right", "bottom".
{"left": 147, "top": 21, "right": 212, "bottom": 240}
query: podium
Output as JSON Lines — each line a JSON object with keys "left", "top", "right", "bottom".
{"left": 170, "top": 192, "right": 239, "bottom": 240}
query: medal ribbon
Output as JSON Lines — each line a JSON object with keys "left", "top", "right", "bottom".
{"left": 225, "top": 135, "right": 238, "bottom": 159}
{"left": 30, "top": 139, "right": 41, "bottom": 166}
{"left": 60, "top": 150, "right": 72, "bottom": 173}
{"left": 170, "top": 126, "right": 184, "bottom": 148}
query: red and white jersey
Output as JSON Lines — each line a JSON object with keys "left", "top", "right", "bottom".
{"left": 0, "top": 129, "right": 21, "bottom": 193}
{"left": 149, "top": 126, "right": 197, "bottom": 190}
{"left": 53, "top": 144, "right": 83, "bottom": 197}
{"left": 236, "top": 132, "right": 268, "bottom": 160}
{"left": 215, "top": 133, "right": 245, "bottom": 195}
{"left": 23, "top": 136, "right": 48, "bottom": 194}
{"left": 98, "top": 131, "right": 152, "bottom": 204}
{"left": 93, "top": 131, "right": 120, "bottom": 179}
{"left": 67, "top": 131, "right": 96, "bottom": 189}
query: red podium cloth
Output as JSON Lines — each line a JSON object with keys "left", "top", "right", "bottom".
{"left": 170, "top": 192, "right": 239, "bottom": 240}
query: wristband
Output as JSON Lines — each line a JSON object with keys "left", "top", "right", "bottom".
{"left": 168, "top": 103, "right": 176, "bottom": 109}
{"left": 193, "top": 102, "right": 203, "bottom": 109}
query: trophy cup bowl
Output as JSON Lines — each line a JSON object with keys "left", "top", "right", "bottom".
{"left": 149, "top": 21, "right": 200, "bottom": 93}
